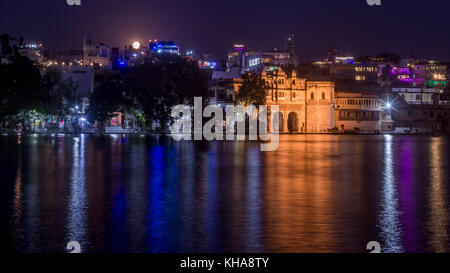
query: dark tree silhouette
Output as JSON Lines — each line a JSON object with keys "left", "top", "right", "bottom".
{"left": 124, "top": 56, "right": 210, "bottom": 130}
{"left": 236, "top": 73, "right": 268, "bottom": 107}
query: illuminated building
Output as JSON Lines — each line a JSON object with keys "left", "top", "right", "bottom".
{"left": 322, "top": 47, "right": 354, "bottom": 64}
{"left": 260, "top": 68, "right": 335, "bottom": 133}
{"left": 17, "top": 39, "right": 44, "bottom": 63}
{"left": 389, "top": 60, "right": 447, "bottom": 88}
{"left": 152, "top": 41, "right": 180, "bottom": 55}
{"left": 313, "top": 48, "right": 381, "bottom": 85}
{"left": 197, "top": 52, "right": 219, "bottom": 70}
{"left": 182, "top": 49, "right": 194, "bottom": 61}
{"left": 354, "top": 65, "right": 379, "bottom": 82}
{"left": 334, "top": 91, "right": 385, "bottom": 133}
{"left": 227, "top": 43, "right": 245, "bottom": 71}
{"left": 226, "top": 35, "right": 298, "bottom": 74}
{"left": 235, "top": 49, "right": 293, "bottom": 73}
{"left": 229, "top": 66, "right": 397, "bottom": 134}
{"left": 0, "top": 34, "right": 45, "bottom": 64}
{"left": 82, "top": 36, "right": 111, "bottom": 69}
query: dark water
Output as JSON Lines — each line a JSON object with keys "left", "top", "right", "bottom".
{"left": 1, "top": 134, "right": 450, "bottom": 253}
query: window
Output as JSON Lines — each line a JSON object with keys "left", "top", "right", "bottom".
{"left": 322, "top": 92, "right": 326, "bottom": 100}
{"left": 293, "top": 92, "right": 296, "bottom": 99}
{"left": 311, "top": 92, "right": 314, "bottom": 100}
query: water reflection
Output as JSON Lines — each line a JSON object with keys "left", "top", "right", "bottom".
{"left": 379, "top": 135, "right": 403, "bottom": 253}
{"left": 2, "top": 134, "right": 450, "bottom": 253}
{"left": 12, "top": 159, "right": 23, "bottom": 249}
{"left": 427, "top": 138, "right": 449, "bottom": 252}
{"left": 147, "top": 145, "right": 168, "bottom": 252}
{"left": 23, "top": 137, "right": 41, "bottom": 252}
{"left": 203, "top": 146, "right": 219, "bottom": 252}
{"left": 126, "top": 137, "right": 147, "bottom": 253}
{"left": 67, "top": 135, "right": 87, "bottom": 249}
{"left": 263, "top": 136, "right": 337, "bottom": 252}
{"left": 244, "top": 146, "right": 262, "bottom": 252}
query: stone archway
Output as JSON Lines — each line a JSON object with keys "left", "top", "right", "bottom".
{"left": 271, "top": 111, "right": 284, "bottom": 132}
{"left": 288, "top": 112, "right": 299, "bottom": 133}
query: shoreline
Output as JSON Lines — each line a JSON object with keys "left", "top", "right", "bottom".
{"left": 1, "top": 131, "right": 447, "bottom": 137}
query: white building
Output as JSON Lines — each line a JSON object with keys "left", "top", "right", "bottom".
{"left": 334, "top": 91, "right": 387, "bottom": 133}
{"left": 82, "top": 36, "right": 111, "bottom": 69}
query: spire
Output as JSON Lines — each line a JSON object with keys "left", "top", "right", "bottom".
{"left": 285, "top": 34, "right": 298, "bottom": 65}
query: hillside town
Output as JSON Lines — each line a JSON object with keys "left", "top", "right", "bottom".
{"left": 1, "top": 33, "right": 449, "bottom": 134}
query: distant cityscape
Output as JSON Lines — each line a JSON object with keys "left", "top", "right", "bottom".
{"left": 1, "top": 33, "right": 449, "bottom": 134}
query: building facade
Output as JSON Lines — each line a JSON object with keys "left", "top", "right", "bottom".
{"left": 334, "top": 91, "right": 383, "bottom": 133}
{"left": 261, "top": 68, "right": 335, "bottom": 133}
{"left": 392, "top": 87, "right": 440, "bottom": 105}
{"left": 82, "top": 36, "right": 111, "bottom": 69}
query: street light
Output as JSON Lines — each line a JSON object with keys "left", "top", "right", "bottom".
{"left": 383, "top": 99, "right": 395, "bottom": 111}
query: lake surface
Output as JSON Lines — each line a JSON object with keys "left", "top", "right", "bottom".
{"left": 1, "top": 134, "right": 450, "bottom": 253}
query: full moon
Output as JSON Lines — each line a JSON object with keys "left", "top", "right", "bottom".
{"left": 132, "top": 41, "right": 141, "bottom": 49}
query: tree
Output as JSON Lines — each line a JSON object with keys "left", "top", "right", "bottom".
{"left": 41, "top": 67, "right": 78, "bottom": 118}
{"left": 124, "top": 56, "right": 210, "bottom": 130}
{"left": 0, "top": 52, "right": 43, "bottom": 120}
{"left": 0, "top": 52, "right": 78, "bottom": 131}
{"left": 236, "top": 73, "right": 268, "bottom": 107}
{"left": 86, "top": 78, "right": 130, "bottom": 129}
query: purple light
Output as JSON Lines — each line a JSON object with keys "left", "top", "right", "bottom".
{"left": 399, "top": 78, "right": 414, "bottom": 83}
{"left": 391, "top": 67, "right": 411, "bottom": 75}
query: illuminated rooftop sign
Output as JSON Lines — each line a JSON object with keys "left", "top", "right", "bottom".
{"left": 249, "top": 58, "right": 260, "bottom": 67}
{"left": 234, "top": 44, "right": 244, "bottom": 51}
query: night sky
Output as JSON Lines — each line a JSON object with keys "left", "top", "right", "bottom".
{"left": 1, "top": 0, "right": 449, "bottom": 62}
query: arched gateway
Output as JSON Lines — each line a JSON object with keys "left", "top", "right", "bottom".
{"left": 288, "top": 112, "right": 299, "bottom": 133}
{"left": 261, "top": 68, "right": 335, "bottom": 134}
